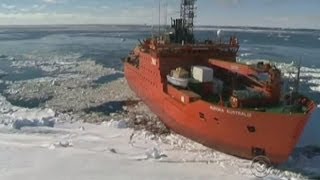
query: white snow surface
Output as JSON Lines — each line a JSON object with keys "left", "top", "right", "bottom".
{"left": 0, "top": 94, "right": 248, "bottom": 180}
{"left": 0, "top": 123, "right": 247, "bottom": 180}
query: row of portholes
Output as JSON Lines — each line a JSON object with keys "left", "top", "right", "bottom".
{"left": 137, "top": 70, "right": 157, "bottom": 88}
{"left": 140, "top": 55, "right": 158, "bottom": 67}
{"left": 138, "top": 55, "right": 159, "bottom": 88}
{"left": 139, "top": 55, "right": 151, "bottom": 66}
{"left": 158, "top": 49, "right": 208, "bottom": 56}
{"left": 140, "top": 65, "right": 158, "bottom": 77}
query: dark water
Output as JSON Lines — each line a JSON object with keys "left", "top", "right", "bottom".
{"left": 2, "top": 67, "right": 45, "bottom": 82}
{"left": 0, "top": 83, "right": 6, "bottom": 94}
{"left": 195, "top": 28, "right": 320, "bottom": 67}
{"left": 0, "top": 57, "right": 46, "bottom": 82}
{"left": 0, "top": 25, "right": 319, "bottom": 69}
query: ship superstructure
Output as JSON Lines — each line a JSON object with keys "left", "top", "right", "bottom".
{"left": 123, "top": 0, "right": 317, "bottom": 164}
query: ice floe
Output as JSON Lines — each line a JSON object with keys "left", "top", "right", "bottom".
{"left": 4, "top": 57, "right": 128, "bottom": 116}
{"left": 240, "top": 53, "right": 252, "bottom": 57}
{"left": 0, "top": 94, "right": 56, "bottom": 130}
{"left": 11, "top": 118, "right": 55, "bottom": 130}
{"left": 11, "top": 53, "right": 118, "bottom": 77}
{"left": 107, "top": 119, "right": 128, "bottom": 129}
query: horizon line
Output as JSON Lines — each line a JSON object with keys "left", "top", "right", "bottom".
{"left": 0, "top": 23, "right": 318, "bottom": 31}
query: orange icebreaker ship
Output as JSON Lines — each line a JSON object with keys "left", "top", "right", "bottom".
{"left": 123, "top": 0, "right": 317, "bottom": 164}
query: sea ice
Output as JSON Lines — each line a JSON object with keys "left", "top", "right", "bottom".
{"left": 310, "top": 86, "right": 320, "bottom": 93}
{"left": 107, "top": 119, "right": 128, "bottom": 129}
{"left": 239, "top": 53, "right": 252, "bottom": 57}
{"left": 11, "top": 119, "right": 55, "bottom": 130}
{"left": 145, "top": 147, "right": 167, "bottom": 160}
{"left": 0, "top": 94, "right": 56, "bottom": 130}
{"left": 57, "top": 140, "right": 73, "bottom": 148}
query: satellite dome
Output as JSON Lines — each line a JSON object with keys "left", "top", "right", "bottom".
{"left": 217, "top": 29, "right": 224, "bottom": 38}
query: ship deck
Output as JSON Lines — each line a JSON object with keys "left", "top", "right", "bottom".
{"left": 203, "top": 94, "right": 306, "bottom": 114}
{"left": 187, "top": 85, "right": 307, "bottom": 114}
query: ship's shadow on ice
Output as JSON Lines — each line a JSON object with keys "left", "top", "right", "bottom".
{"left": 5, "top": 95, "right": 54, "bottom": 109}
{"left": 83, "top": 100, "right": 140, "bottom": 115}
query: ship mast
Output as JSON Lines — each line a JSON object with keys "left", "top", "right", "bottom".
{"left": 180, "top": 0, "right": 196, "bottom": 37}
{"left": 170, "top": 0, "right": 197, "bottom": 44}
{"left": 164, "top": 0, "right": 168, "bottom": 29}
{"left": 158, "top": 0, "right": 161, "bottom": 38}
{"left": 294, "top": 58, "right": 302, "bottom": 93}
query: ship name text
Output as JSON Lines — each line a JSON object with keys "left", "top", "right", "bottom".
{"left": 210, "top": 106, "right": 252, "bottom": 118}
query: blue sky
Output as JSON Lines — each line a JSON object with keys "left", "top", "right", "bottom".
{"left": 0, "top": 0, "right": 319, "bottom": 29}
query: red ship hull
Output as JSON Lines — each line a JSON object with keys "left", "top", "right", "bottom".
{"left": 124, "top": 55, "right": 316, "bottom": 164}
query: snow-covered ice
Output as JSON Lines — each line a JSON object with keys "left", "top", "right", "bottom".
{"left": 0, "top": 122, "right": 246, "bottom": 179}
{"left": 1, "top": 93, "right": 319, "bottom": 179}
{"left": 107, "top": 119, "right": 128, "bottom": 129}
{"left": 0, "top": 95, "right": 56, "bottom": 130}
{"left": 0, "top": 93, "right": 244, "bottom": 179}
{"left": 0, "top": 121, "right": 318, "bottom": 180}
